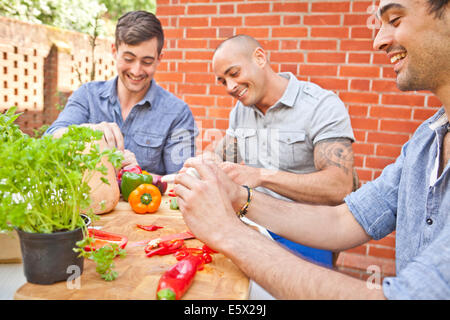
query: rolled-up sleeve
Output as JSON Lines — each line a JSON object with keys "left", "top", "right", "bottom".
{"left": 344, "top": 141, "right": 410, "bottom": 240}
{"left": 382, "top": 225, "right": 450, "bottom": 299}
{"left": 45, "top": 85, "right": 90, "bottom": 135}
{"left": 163, "top": 105, "right": 198, "bottom": 173}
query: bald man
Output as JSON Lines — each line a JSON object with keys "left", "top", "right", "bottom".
{"left": 203, "top": 35, "right": 356, "bottom": 269}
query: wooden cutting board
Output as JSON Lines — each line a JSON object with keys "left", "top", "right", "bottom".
{"left": 14, "top": 192, "right": 250, "bottom": 300}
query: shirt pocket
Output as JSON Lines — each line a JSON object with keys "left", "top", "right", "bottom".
{"left": 277, "top": 130, "right": 308, "bottom": 170}
{"left": 132, "top": 132, "right": 165, "bottom": 168}
{"left": 234, "top": 128, "right": 258, "bottom": 165}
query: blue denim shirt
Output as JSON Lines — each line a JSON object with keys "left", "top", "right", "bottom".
{"left": 46, "top": 77, "right": 198, "bottom": 175}
{"left": 345, "top": 107, "right": 450, "bottom": 299}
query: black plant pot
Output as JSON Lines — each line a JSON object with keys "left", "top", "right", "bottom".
{"left": 16, "top": 216, "right": 90, "bottom": 285}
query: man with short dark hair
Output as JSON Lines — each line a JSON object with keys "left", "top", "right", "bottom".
{"left": 47, "top": 11, "right": 197, "bottom": 175}
{"left": 174, "top": 0, "right": 450, "bottom": 299}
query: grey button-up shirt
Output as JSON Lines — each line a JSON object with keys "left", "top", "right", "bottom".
{"left": 226, "top": 72, "right": 355, "bottom": 201}
{"left": 345, "top": 108, "right": 450, "bottom": 299}
{"left": 46, "top": 77, "right": 198, "bottom": 175}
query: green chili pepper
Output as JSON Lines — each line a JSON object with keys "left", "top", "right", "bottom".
{"left": 120, "top": 172, "right": 153, "bottom": 201}
{"left": 170, "top": 197, "right": 179, "bottom": 210}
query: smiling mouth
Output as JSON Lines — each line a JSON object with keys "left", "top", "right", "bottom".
{"left": 237, "top": 87, "right": 248, "bottom": 98}
{"left": 390, "top": 52, "right": 406, "bottom": 64}
{"left": 127, "top": 73, "right": 146, "bottom": 82}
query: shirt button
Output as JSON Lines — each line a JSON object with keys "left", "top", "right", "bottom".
{"left": 426, "top": 218, "right": 433, "bottom": 225}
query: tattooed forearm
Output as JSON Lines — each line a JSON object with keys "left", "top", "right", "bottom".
{"left": 314, "top": 138, "right": 354, "bottom": 175}
{"left": 214, "top": 135, "right": 241, "bottom": 163}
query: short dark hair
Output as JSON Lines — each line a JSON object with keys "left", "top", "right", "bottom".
{"left": 115, "top": 11, "right": 164, "bottom": 55}
{"left": 427, "top": 0, "right": 449, "bottom": 18}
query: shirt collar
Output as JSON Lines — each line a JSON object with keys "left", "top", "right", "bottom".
{"left": 249, "top": 72, "right": 298, "bottom": 114}
{"left": 428, "top": 107, "right": 448, "bottom": 131}
{"left": 99, "top": 76, "right": 158, "bottom": 108}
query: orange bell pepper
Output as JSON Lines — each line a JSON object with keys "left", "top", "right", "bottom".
{"left": 128, "top": 183, "right": 162, "bottom": 214}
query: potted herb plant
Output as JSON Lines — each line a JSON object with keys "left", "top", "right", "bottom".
{"left": 0, "top": 107, "right": 123, "bottom": 284}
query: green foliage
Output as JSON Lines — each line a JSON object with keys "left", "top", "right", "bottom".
{"left": 101, "top": 0, "right": 156, "bottom": 21}
{"left": 0, "top": 107, "right": 123, "bottom": 234}
{"left": 0, "top": 0, "right": 157, "bottom": 36}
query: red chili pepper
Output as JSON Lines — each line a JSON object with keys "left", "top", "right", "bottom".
{"left": 202, "top": 244, "right": 218, "bottom": 254}
{"left": 136, "top": 224, "right": 163, "bottom": 232}
{"left": 156, "top": 255, "right": 204, "bottom": 300}
{"left": 84, "top": 228, "right": 128, "bottom": 252}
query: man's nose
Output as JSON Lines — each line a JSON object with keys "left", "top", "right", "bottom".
{"left": 226, "top": 79, "right": 238, "bottom": 93}
{"left": 130, "top": 61, "right": 142, "bottom": 75}
{"left": 373, "top": 26, "right": 392, "bottom": 51}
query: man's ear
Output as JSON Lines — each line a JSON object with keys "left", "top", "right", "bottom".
{"left": 112, "top": 43, "right": 117, "bottom": 59}
{"left": 253, "top": 47, "right": 267, "bottom": 68}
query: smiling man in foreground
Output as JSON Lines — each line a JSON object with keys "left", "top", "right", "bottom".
{"left": 174, "top": 0, "right": 450, "bottom": 299}
{"left": 46, "top": 11, "right": 197, "bottom": 175}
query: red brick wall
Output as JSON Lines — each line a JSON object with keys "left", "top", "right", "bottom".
{"left": 0, "top": 0, "right": 442, "bottom": 282}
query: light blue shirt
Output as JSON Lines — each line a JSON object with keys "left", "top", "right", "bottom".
{"left": 345, "top": 107, "right": 450, "bottom": 299}
{"left": 46, "top": 77, "right": 198, "bottom": 175}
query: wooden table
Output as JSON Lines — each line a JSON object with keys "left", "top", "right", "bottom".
{"left": 14, "top": 191, "right": 250, "bottom": 300}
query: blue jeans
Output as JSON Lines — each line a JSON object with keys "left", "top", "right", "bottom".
{"left": 268, "top": 230, "right": 333, "bottom": 268}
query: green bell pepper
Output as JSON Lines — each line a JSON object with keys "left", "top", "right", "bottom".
{"left": 120, "top": 172, "right": 153, "bottom": 201}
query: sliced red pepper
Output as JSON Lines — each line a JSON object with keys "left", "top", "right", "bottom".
{"left": 136, "top": 224, "right": 163, "bottom": 232}
{"left": 84, "top": 228, "right": 128, "bottom": 252}
{"left": 145, "top": 239, "right": 184, "bottom": 257}
{"left": 156, "top": 255, "right": 204, "bottom": 300}
{"left": 202, "top": 244, "right": 218, "bottom": 254}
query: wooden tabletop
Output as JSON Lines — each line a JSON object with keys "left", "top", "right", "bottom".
{"left": 14, "top": 190, "right": 250, "bottom": 300}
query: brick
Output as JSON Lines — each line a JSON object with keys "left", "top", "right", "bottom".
{"left": 366, "top": 156, "right": 396, "bottom": 170}
{"left": 368, "top": 246, "right": 396, "bottom": 259}
{"left": 370, "top": 106, "right": 411, "bottom": 119}
{"left": 348, "top": 105, "right": 368, "bottom": 117}
{"left": 235, "top": 27, "right": 269, "bottom": 38}
{"left": 186, "top": 28, "right": 217, "bottom": 38}
{"left": 380, "top": 119, "right": 421, "bottom": 134}
{"left": 367, "top": 132, "right": 410, "bottom": 145}
{"left": 281, "top": 40, "right": 299, "bottom": 50}
{"left": 340, "top": 66, "right": 379, "bottom": 78}
{"left": 178, "top": 62, "right": 209, "bottom": 73}
{"left": 189, "top": 106, "right": 207, "bottom": 117}
{"left": 310, "top": 77, "right": 348, "bottom": 91}
{"left": 178, "top": 84, "right": 207, "bottom": 95}
{"left": 341, "top": 39, "right": 375, "bottom": 51}
{"left": 427, "top": 96, "right": 443, "bottom": 107}
{"left": 211, "top": 16, "right": 242, "bottom": 27}
{"left": 270, "top": 52, "right": 304, "bottom": 63}
{"left": 312, "top": 2, "right": 350, "bottom": 12}
{"left": 382, "top": 94, "right": 425, "bottom": 106}
{"left": 245, "top": 15, "right": 281, "bottom": 26}
{"left": 272, "top": 27, "right": 308, "bottom": 38}
{"left": 376, "top": 144, "right": 402, "bottom": 158}
{"left": 353, "top": 142, "right": 375, "bottom": 155}
{"left": 350, "top": 117, "right": 378, "bottom": 130}
{"left": 307, "top": 52, "right": 346, "bottom": 63}
{"left": 177, "top": 39, "right": 208, "bottom": 49}
{"left": 208, "top": 107, "right": 231, "bottom": 119}
{"left": 273, "top": 2, "right": 308, "bottom": 12}
{"left": 299, "top": 64, "right": 337, "bottom": 77}
{"left": 300, "top": 40, "right": 337, "bottom": 50}
{"left": 311, "top": 27, "right": 349, "bottom": 38}
{"left": 350, "top": 79, "right": 370, "bottom": 91}
{"left": 179, "top": 17, "right": 209, "bottom": 27}
{"left": 303, "top": 14, "right": 341, "bottom": 26}
{"left": 187, "top": 5, "right": 217, "bottom": 15}
{"left": 283, "top": 16, "right": 301, "bottom": 25}
{"left": 413, "top": 107, "right": 440, "bottom": 120}
{"left": 237, "top": 3, "right": 270, "bottom": 14}
{"left": 343, "top": 13, "right": 371, "bottom": 26}
{"left": 154, "top": 72, "right": 183, "bottom": 82}
{"left": 339, "top": 92, "right": 379, "bottom": 104}
{"left": 372, "top": 79, "right": 399, "bottom": 92}
{"left": 351, "top": 26, "right": 374, "bottom": 39}
{"left": 348, "top": 53, "right": 371, "bottom": 63}
{"left": 157, "top": 5, "right": 186, "bottom": 15}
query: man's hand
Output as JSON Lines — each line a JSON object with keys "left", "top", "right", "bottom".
{"left": 121, "top": 149, "right": 139, "bottom": 170}
{"left": 174, "top": 158, "right": 247, "bottom": 249}
{"left": 81, "top": 122, "right": 124, "bottom": 151}
{"left": 219, "top": 162, "right": 263, "bottom": 188}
